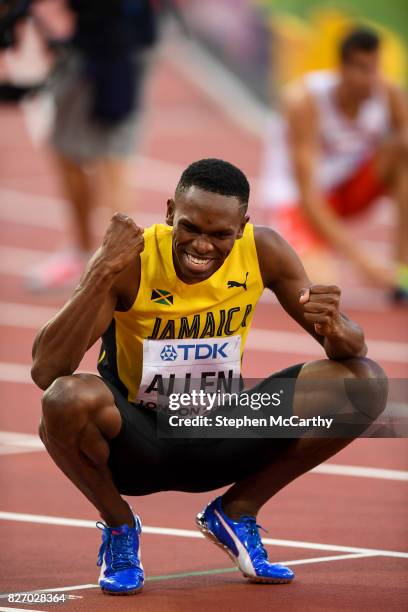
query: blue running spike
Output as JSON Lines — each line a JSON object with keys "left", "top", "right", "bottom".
{"left": 196, "top": 497, "right": 294, "bottom": 584}
{"left": 96, "top": 515, "right": 144, "bottom": 595}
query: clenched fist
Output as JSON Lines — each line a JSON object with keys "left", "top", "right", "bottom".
{"left": 98, "top": 213, "right": 144, "bottom": 275}
{"left": 299, "top": 284, "right": 343, "bottom": 337}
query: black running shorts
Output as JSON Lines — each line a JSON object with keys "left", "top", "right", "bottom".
{"left": 105, "top": 363, "right": 304, "bottom": 496}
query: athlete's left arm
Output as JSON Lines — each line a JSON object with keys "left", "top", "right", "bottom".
{"left": 387, "top": 82, "right": 408, "bottom": 135}
{"left": 254, "top": 227, "right": 367, "bottom": 359}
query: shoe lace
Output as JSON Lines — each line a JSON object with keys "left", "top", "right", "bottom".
{"left": 96, "top": 522, "right": 140, "bottom": 571}
{"left": 240, "top": 516, "right": 269, "bottom": 561}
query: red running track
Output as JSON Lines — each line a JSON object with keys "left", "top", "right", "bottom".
{"left": 0, "top": 36, "right": 407, "bottom": 612}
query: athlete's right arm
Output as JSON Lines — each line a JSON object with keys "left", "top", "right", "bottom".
{"left": 284, "top": 87, "right": 389, "bottom": 284}
{"left": 31, "top": 214, "right": 144, "bottom": 390}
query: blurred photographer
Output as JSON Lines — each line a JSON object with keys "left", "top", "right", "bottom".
{"left": 1, "top": 1, "right": 159, "bottom": 291}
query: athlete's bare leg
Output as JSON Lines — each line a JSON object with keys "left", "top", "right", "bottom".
{"left": 293, "top": 247, "right": 338, "bottom": 285}
{"left": 55, "top": 155, "right": 94, "bottom": 253}
{"left": 375, "top": 134, "right": 408, "bottom": 267}
{"left": 272, "top": 134, "right": 408, "bottom": 289}
{"left": 57, "top": 156, "right": 134, "bottom": 252}
{"left": 39, "top": 373, "right": 134, "bottom": 527}
{"left": 221, "top": 357, "right": 387, "bottom": 519}
{"left": 92, "top": 158, "right": 134, "bottom": 228}
{"left": 267, "top": 211, "right": 339, "bottom": 286}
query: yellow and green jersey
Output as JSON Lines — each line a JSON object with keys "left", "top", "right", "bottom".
{"left": 98, "top": 223, "right": 264, "bottom": 407}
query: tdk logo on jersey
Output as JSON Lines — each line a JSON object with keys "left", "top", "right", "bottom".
{"left": 160, "top": 342, "right": 229, "bottom": 361}
{"left": 160, "top": 345, "right": 178, "bottom": 361}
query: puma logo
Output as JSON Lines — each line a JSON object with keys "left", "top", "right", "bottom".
{"left": 227, "top": 272, "right": 249, "bottom": 291}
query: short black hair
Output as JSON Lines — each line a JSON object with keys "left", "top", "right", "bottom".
{"left": 340, "top": 27, "right": 380, "bottom": 63}
{"left": 176, "top": 158, "right": 250, "bottom": 212}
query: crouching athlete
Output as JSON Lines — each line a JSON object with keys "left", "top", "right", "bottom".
{"left": 31, "top": 158, "right": 387, "bottom": 594}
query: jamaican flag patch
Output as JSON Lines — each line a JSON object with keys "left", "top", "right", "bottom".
{"left": 151, "top": 289, "right": 174, "bottom": 306}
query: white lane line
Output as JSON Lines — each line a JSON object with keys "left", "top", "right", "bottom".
{"left": 1, "top": 432, "right": 407, "bottom": 481}
{"left": 282, "top": 552, "right": 378, "bottom": 566}
{"left": 0, "top": 246, "right": 51, "bottom": 276}
{"left": 312, "top": 463, "right": 408, "bottom": 481}
{"left": 0, "top": 150, "right": 257, "bottom": 229}
{"left": 0, "top": 607, "right": 47, "bottom": 612}
{"left": 129, "top": 155, "right": 201, "bottom": 193}
{"left": 0, "top": 432, "right": 43, "bottom": 456}
{"left": 0, "top": 245, "right": 50, "bottom": 259}
{"left": 0, "top": 585, "right": 94, "bottom": 600}
{"left": 0, "top": 584, "right": 94, "bottom": 600}
{"left": 0, "top": 363, "right": 33, "bottom": 384}
{"left": 246, "top": 328, "right": 408, "bottom": 364}
{"left": 262, "top": 287, "right": 389, "bottom": 312}
{"left": 0, "top": 552, "right": 381, "bottom": 601}
{"left": 0, "top": 303, "right": 57, "bottom": 329}
{"left": 0, "top": 363, "right": 97, "bottom": 385}
{"left": 0, "top": 511, "right": 407, "bottom": 558}
{"left": 0, "top": 189, "right": 162, "bottom": 232}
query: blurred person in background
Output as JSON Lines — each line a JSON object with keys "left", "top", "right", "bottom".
{"left": 261, "top": 27, "right": 408, "bottom": 302}
{"left": 23, "top": 0, "right": 159, "bottom": 291}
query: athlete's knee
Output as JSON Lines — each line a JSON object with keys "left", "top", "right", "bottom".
{"left": 341, "top": 356, "right": 385, "bottom": 378}
{"left": 386, "top": 134, "right": 408, "bottom": 169}
{"left": 342, "top": 357, "right": 388, "bottom": 421}
{"left": 396, "top": 134, "right": 408, "bottom": 163}
{"left": 41, "top": 375, "right": 106, "bottom": 442}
